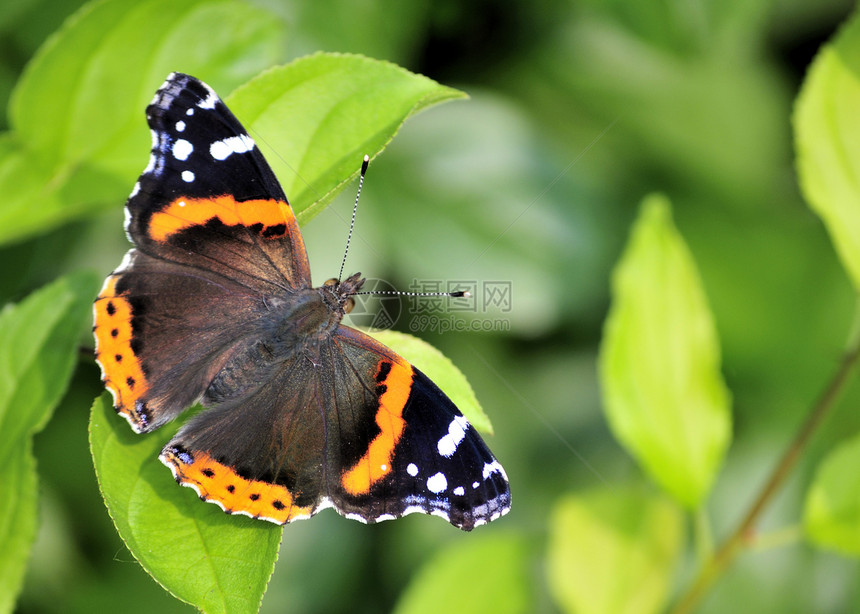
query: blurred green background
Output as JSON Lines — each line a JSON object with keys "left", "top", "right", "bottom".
{"left": 4, "top": 0, "right": 860, "bottom": 612}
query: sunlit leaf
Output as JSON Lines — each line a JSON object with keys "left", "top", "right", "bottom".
{"left": 0, "top": 271, "right": 98, "bottom": 463}
{"left": 804, "top": 432, "right": 860, "bottom": 555}
{"left": 0, "top": 272, "right": 97, "bottom": 613}
{"left": 394, "top": 534, "right": 531, "bottom": 614}
{"left": 547, "top": 488, "right": 683, "bottom": 614}
{"left": 226, "top": 53, "right": 465, "bottom": 222}
{"left": 796, "top": 10, "right": 860, "bottom": 291}
{"left": 599, "top": 194, "right": 731, "bottom": 508}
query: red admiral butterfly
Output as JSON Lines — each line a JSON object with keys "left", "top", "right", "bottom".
{"left": 93, "top": 73, "right": 510, "bottom": 530}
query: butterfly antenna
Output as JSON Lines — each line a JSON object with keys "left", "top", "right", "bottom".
{"left": 338, "top": 155, "right": 466, "bottom": 301}
{"left": 338, "top": 155, "right": 369, "bottom": 283}
{"left": 354, "top": 288, "right": 471, "bottom": 298}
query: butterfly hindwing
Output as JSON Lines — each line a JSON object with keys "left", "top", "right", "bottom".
{"left": 159, "top": 326, "right": 510, "bottom": 530}
{"left": 330, "top": 327, "right": 510, "bottom": 529}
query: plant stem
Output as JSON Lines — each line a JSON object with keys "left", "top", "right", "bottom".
{"left": 669, "top": 319, "right": 860, "bottom": 614}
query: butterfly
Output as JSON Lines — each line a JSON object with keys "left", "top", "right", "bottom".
{"left": 93, "top": 73, "right": 510, "bottom": 530}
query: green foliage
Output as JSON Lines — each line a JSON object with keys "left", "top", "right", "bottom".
{"left": 0, "top": 272, "right": 98, "bottom": 456}
{"left": 795, "top": 7, "right": 860, "bottom": 562}
{"left": 600, "top": 195, "right": 732, "bottom": 509}
{"left": 4, "top": 0, "right": 860, "bottom": 612}
{"left": 796, "top": 9, "right": 860, "bottom": 291}
{"left": 392, "top": 534, "right": 532, "bottom": 614}
{"left": 547, "top": 488, "right": 683, "bottom": 614}
{"left": 804, "top": 432, "right": 860, "bottom": 554}
{"left": 523, "top": 0, "right": 785, "bottom": 211}
{"left": 0, "top": 273, "right": 99, "bottom": 613}
{"left": 0, "top": 440, "right": 37, "bottom": 614}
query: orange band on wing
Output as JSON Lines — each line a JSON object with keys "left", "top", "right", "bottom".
{"left": 147, "top": 196, "right": 293, "bottom": 242}
{"left": 341, "top": 360, "right": 413, "bottom": 495}
{"left": 160, "top": 447, "right": 313, "bottom": 524}
{"left": 93, "top": 275, "right": 149, "bottom": 428}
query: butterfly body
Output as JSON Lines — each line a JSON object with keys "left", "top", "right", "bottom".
{"left": 93, "top": 73, "right": 510, "bottom": 531}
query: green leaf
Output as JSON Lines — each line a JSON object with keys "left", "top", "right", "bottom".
{"left": 547, "top": 488, "right": 683, "bottom": 614}
{"left": 225, "top": 53, "right": 466, "bottom": 222}
{"left": 0, "top": 271, "right": 99, "bottom": 464}
{"left": 89, "top": 394, "right": 282, "bottom": 614}
{"left": 795, "top": 10, "right": 860, "bottom": 291}
{"left": 393, "top": 534, "right": 531, "bottom": 614}
{"left": 599, "top": 195, "right": 731, "bottom": 508}
{"left": 0, "top": 441, "right": 38, "bottom": 614}
{"left": 0, "top": 139, "right": 71, "bottom": 246}
{"left": 804, "top": 432, "right": 860, "bottom": 554}
{"left": 0, "top": 272, "right": 96, "bottom": 613}
{"left": 366, "top": 329, "right": 493, "bottom": 434}
{"left": 0, "top": 0, "right": 285, "bottom": 246}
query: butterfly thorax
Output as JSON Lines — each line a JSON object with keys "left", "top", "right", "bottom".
{"left": 205, "top": 276, "right": 364, "bottom": 404}
{"left": 261, "top": 272, "right": 366, "bottom": 351}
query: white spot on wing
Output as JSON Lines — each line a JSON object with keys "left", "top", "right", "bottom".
{"left": 407, "top": 463, "right": 419, "bottom": 476}
{"left": 437, "top": 415, "right": 470, "bottom": 458}
{"left": 181, "top": 170, "right": 195, "bottom": 183}
{"left": 172, "top": 139, "right": 193, "bottom": 161}
{"left": 482, "top": 460, "right": 508, "bottom": 481}
{"left": 453, "top": 486, "right": 465, "bottom": 496}
{"left": 197, "top": 81, "right": 219, "bottom": 109}
{"left": 210, "top": 134, "right": 255, "bottom": 160}
{"left": 427, "top": 472, "right": 447, "bottom": 494}
{"left": 175, "top": 120, "right": 185, "bottom": 132}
